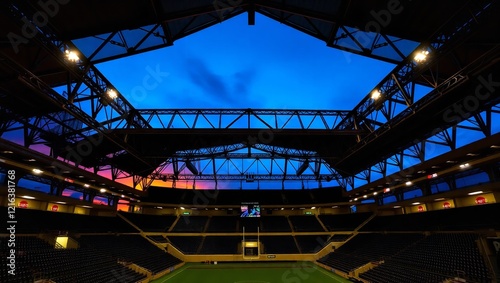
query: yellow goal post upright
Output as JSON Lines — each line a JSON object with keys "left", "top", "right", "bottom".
{"left": 242, "top": 226, "right": 260, "bottom": 260}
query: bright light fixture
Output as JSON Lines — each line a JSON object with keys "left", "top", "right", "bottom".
{"left": 84, "top": 184, "right": 90, "bottom": 188}
{"left": 468, "top": 191, "right": 483, "bottom": 196}
{"left": 371, "top": 89, "right": 382, "bottom": 100}
{"left": 393, "top": 205, "right": 401, "bottom": 208}
{"left": 21, "top": 195, "right": 35, "bottom": 199}
{"left": 311, "top": 206, "right": 316, "bottom": 209}
{"left": 32, "top": 168, "right": 43, "bottom": 174}
{"left": 427, "top": 173, "right": 438, "bottom": 179}
{"left": 363, "top": 195, "right": 368, "bottom": 198}
{"left": 459, "top": 163, "right": 470, "bottom": 169}
{"left": 373, "top": 192, "right": 378, "bottom": 196}
{"left": 414, "top": 50, "right": 429, "bottom": 62}
{"left": 412, "top": 202, "right": 421, "bottom": 205}
{"left": 180, "top": 207, "right": 185, "bottom": 210}
{"left": 121, "top": 194, "right": 125, "bottom": 198}
{"left": 55, "top": 201, "right": 67, "bottom": 204}
{"left": 405, "top": 181, "right": 412, "bottom": 186}
{"left": 384, "top": 188, "right": 391, "bottom": 193}
{"left": 65, "top": 50, "right": 80, "bottom": 62}
{"left": 107, "top": 89, "right": 118, "bottom": 99}
{"left": 99, "top": 188, "right": 106, "bottom": 193}
{"left": 354, "top": 198, "right": 358, "bottom": 201}
{"left": 434, "top": 198, "right": 445, "bottom": 201}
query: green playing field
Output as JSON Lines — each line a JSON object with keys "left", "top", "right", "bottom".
{"left": 151, "top": 262, "right": 352, "bottom": 283}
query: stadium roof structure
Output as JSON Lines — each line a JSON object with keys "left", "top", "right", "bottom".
{"left": 0, "top": 0, "right": 499, "bottom": 207}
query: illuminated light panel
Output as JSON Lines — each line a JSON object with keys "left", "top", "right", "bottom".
{"left": 412, "top": 202, "right": 421, "bottom": 205}
{"left": 311, "top": 206, "right": 316, "bottom": 209}
{"left": 32, "top": 168, "right": 43, "bottom": 174}
{"left": 434, "top": 198, "right": 446, "bottom": 201}
{"left": 107, "top": 89, "right": 118, "bottom": 99}
{"left": 414, "top": 50, "right": 430, "bottom": 62}
{"left": 405, "top": 181, "right": 412, "bottom": 186}
{"left": 468, "top": 191, "right": 483, "bottom": 195}
{"left": 65, "top": 50, "right": 80, "bottom": 62}
{"left": 371, "top": 89, "right": 382, "bottom": 100}
{"left": 21, "top": 195, "right": 35, "bottom": 199}
{"left": 459, "top": 163, "right": 470, "bottom": 169}
{"left": 99, "top": 188, "right": 106, "bottom": 193}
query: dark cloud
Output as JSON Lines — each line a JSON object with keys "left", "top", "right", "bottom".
{"left": 184, "top": 57, "right": 259, "bottom": 108}
{"left": 185, "top": 57, "right": 235, "bottom": 106}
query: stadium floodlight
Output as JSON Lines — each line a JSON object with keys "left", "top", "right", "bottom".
{"left": 64, "top": 49, "right": 80, "bottom": 62}
{"left": 414, "top": 50, "right": 430, "bottom": 63}
{"left": 107, "top": 89, "right": 118, "bottom": 99}
{"left": 371, "top": 89, "right": 382, "bottom": 100}
{"left": 459, "top": 163, "right": 470, "bottom": 169}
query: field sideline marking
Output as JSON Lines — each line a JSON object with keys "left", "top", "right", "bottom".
{"left": 157, "top": 264, "right": 190, "bottom": 282}
{"left": 313, "top": 264, "right": 347, "bottom": 283}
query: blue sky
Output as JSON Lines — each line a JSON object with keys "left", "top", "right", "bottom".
{"left": 97, "top": 14, "right": 395, "bottom": 110}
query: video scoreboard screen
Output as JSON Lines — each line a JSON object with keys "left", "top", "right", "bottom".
{"left": 240, "top": 202, "right": 260, "bottom": 217}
